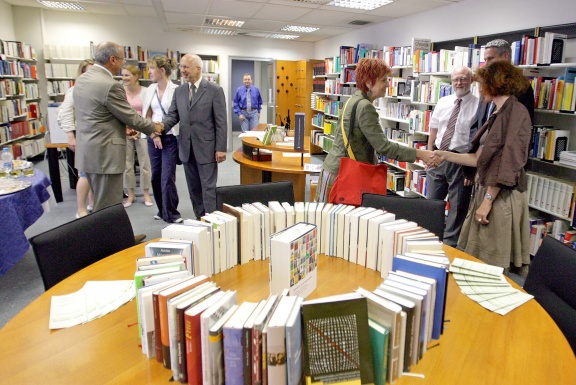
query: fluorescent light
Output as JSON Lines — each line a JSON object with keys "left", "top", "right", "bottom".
{"left": 327, "top": 0, "right": 393, "bottom": 11}
{"left": 37, "top": 1, "right": 85, "bottom": 10}
{"left": 268, "top": 34, "right": 300, "bottom": 40}
{"left": 201, "top": 28, "right": 237, "bottom": 36}
{"left": 281, "top": 25, "right": 320, "bottom": 33}
{"left": 205, "top": 18, "right": 245, "bottom": 28}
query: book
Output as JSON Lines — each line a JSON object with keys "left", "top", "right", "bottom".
{"left": 369, "top": 319, "right": 390, "bottom": 385}
{"left": 366, "top": 212, "right": 396, "bottom": 271}
{"left": 285, "top": 296, "right": 305, "bottom": 385}
{"left": 252, "top": 294, "right": 281, "bottom": 385}
{"left": 269, "top": 201, "right": 287, "bottom": 234}
{"left": 252, "top": 202, "right": 273, "bottom": 259}
{"left": 294, "top": 112, "right": 305, "bottom": 150}
{"left": 145, "top": 240, "right": 194, "bottom": 275}
{"left": 242, "top": 203, "right": 264, "bottom": 260}
{"left": 223, "top": 302, "right": 259, "bottom": 385}
{"left": 211, "top": 211, "right": 239, "bottom": 268}
{"left": 200, "top": 291, "right": 238, "bottom": 385}
{"left": 242, "top": 300, "right": 266, "bottom": 385}
{"left": 153, "top": 275, "right": 210, "bottom": 364}
{"left": 357, "top": 209, "right": 385, "bottom": 267}
{"left": 223, "top": 204, "right": 255, "bottom": 264}
{"left": 266, "top": 295, "right": 299, "bottom": 385}
{"left": 202, "top": 214, "right": 229, "bottom": 271}
{"left": 378, "top": 221, "right": 417, "bottom": 278}
{"left": 348, "top": 207, "right": 376, "bottom": 264}
{"left": 301, "top": 293, "right": 374, "bottom": 385}
{"left": 136, "top": 254, "right": 185, "bottom": 269}
{"left": 269, "top": 222, "right": 318, "bottom": 298}
{"left": 261, "top": 125, "right": 278, "bottom": 145}
{"left": 162, "top": 224, "right": 212, "bottom": 277}
{"left": 209, "top": 305, "right": 239, "bottom": 385}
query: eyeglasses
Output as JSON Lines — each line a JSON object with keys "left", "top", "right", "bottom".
{"left": 113, "top": 56, "right": 126, "bottom": 63}
{"left": 179, "top": 65, "right": 200, "bottom": 70}
{"left": 452, "top": 77, "right": 470, "bottom": 83}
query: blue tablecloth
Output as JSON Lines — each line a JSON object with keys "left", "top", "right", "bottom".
{"left": 0, "top": 169, "right": 52, "bottom": 275}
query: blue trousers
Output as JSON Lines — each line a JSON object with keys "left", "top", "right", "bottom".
{"left": 147, "top": 134, "right": 181, "bottom": 222}
{"left": 240, "top": 110, "right": 259, "bottom": 132}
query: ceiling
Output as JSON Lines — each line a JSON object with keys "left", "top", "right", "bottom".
{"left": 7, "top": 0, "right": 461, "bottom": 43}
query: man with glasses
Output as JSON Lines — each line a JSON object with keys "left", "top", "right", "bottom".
{"left": 426, "top": 66, "right": 478, "bottom": 246}
{"left": 73, "top": 41, "right": 164, "bottom": 212}
{"left": 162, "top": 54, "right": 227, "bottom": 218}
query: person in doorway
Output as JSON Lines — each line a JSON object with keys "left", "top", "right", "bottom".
{"left": 233, "top": 73, "right": 262, "bottom": 132}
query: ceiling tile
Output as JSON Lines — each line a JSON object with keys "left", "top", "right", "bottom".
{"left": 208, "top": 0, "right": 265, "bottom": 18}
{"left": 296, "top": 9, "right": 355, "bottom": 25}
{"left": 252, "top": 4, "right": 314, "bottom": 22}
{"left": 160, "top": 0, "right": 210, "bottom": 13}
{"left": 123, "top": 5, "right": 157, "bottom": 16}
{"left": 81, "top": 3, "right": 128, "bottom": 15}
{"left": 164, "top": 12, "right": 206, "bottom": 25}
{"left": 119, "top": 0, "right": 153, "bottom": 5}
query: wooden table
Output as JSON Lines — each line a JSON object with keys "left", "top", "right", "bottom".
{"left": 44, "top": 142, "right": 78, "bottom": 202}
{"left": 233, "top": 134, "right": 314, "bottom": 202}
{"left": 0, "top": 243, "right": 574, "bottom": 384}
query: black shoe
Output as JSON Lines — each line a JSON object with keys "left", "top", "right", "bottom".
{"left": 134, "top": 234, "right": 147, "bottom": 244}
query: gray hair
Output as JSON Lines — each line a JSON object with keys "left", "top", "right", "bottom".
{"left": 485, "top": 39, "right": 511, "bottom": 58}
{"left": 452, "top": 66, "right": 473, "bottom": 78}
{"left": 94, "top": 42, "right": 122, "bottom": 65}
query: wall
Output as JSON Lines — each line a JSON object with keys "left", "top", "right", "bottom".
{"left": 0, "top": 0, "right": 14, "bottom": 39}
{"left": 314, "top": 0, "right": 576, "bottom": 58}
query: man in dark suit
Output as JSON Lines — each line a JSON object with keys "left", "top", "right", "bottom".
{"left": 163, "top": 54, "right": 227, "bottom": 218}
{"left": 74, "top": 41, "right": 163, "bottom": 211}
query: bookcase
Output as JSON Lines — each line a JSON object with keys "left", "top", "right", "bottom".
{"left": 1, "top": 39, "right": 45, "bottom": 158}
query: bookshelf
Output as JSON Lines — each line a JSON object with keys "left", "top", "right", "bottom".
{"left": 1, "top": 39, "right": 45, "bottom": 158}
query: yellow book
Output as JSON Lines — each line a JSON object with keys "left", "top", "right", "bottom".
{"left": 561, "top": 82, "right": 574, "bottom": 111}
{"left": 555, "top": 79, "right": 564, "bottom": 110}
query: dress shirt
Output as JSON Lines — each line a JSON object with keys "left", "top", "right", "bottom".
{"left": 233, "top": 85, "right": 262, "bottom": 115}
{"left": 430, "top": 91, "right": 478, "bottom": 153}
{"left": 93, "top": 63, "right": 113, "bottom": 78}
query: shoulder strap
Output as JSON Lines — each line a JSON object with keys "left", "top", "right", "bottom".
{"left": 155, "top": 88, "right": 167, "bottom": 117}
{"left": 340, "top": 97, "right": 362, "bottom": 160}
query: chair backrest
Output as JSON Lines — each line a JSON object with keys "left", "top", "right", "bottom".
{"left": 523, "top": 236, "right": 576, "bottom": 354}
{"left": 361, "top": 193, "right": 446, "bottom": 241}
{"left": 29, "top": 203, "right": 135, "bottom": 291}
{"left": 215, "top": 180, "right": 295, "bottom": 211}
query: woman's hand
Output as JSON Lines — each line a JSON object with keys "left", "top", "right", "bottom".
{"left": 153, "top": 135, "right": 162, "bottom": 149}
{"left": 476, "top": 199, "right": 492, "bottom": 225}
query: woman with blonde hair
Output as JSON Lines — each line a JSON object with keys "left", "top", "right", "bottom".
{"left": 122, "top": 64, "right": 153, "bottom": 207}
{"left": 57, "top": 58, "right": 95, "bottom": 218}
{"left": 142, "top": 55, "right": 182, "bottom": 223}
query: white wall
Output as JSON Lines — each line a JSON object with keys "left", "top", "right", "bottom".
{"left": 314, "top": 0, "right": 576, "bottom": 58}
{"left": 0, "top": 0, "right": 14, "bottom": 39}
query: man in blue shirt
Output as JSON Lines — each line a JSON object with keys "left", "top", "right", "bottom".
{"left": 233, "top": 73, "right": 263, "bottom": 132}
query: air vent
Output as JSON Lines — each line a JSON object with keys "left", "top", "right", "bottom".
{"left": 177, "top": 28, "right": 196, "bottom": 33}
{"left": 292, "top": 0, "right": 332, "bottom": 4}
{"left": 349, "top": 20, "right": 371, "bottom": 25}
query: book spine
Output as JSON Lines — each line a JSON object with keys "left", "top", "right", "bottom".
{"left": 243, "top": 327, "right": 253, "bottom": 385}
{"left": 153, "top": 293, "right": 163, "bottom": 363}
{"left": 185, "top": 314, "right": 203, "bottom": 385}
{"left": 223, "top": 327, "right": 244, "bottom": 385}
{"left": 252, "top": 328, "right": 262, "bottom": 385}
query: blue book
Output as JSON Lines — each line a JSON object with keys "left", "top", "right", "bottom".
{"left": 223, "top": 302, "right": 258, "bottom": 385}
{"left": 285, "top": 297, "right": 304, "bottom": 385}
{"left": 369, "top": 319, "right": 390, "bottom": 385}
{"left": 392, "top": 254, "right": 449, "bottom": 340}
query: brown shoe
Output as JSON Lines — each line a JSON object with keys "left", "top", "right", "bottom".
{"left": 134, "top": 234, "right": 147, "bottom": 244}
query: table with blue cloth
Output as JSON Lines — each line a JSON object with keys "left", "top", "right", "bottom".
{"left": 0, "top": 169, "right": 54, "bottom": 275}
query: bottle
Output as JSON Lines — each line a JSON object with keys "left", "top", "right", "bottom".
{"left": 2, "top": 148, "right": 13, "bottom": 175}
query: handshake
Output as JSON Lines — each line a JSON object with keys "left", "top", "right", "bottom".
{"left": 417, "top": 149, "right": 447, "bottom": 168}
{"left": 153, "top": 121, "right": 164, "bottom": 134}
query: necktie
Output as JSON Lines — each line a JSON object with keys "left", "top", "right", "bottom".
{"left": 439, "top": 98, "right": 462, "bottom": 151}
{"left": 246, "top": 87, "right": 251, "bottom": 111}
{"left": 189, "top": 83, "right": 196, "bottom": 104}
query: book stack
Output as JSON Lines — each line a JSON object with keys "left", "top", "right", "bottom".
{"left": 526, "top": 172, "right": 574, "bottom": 219}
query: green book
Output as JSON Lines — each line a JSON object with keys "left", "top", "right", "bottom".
{"left": 261, "top": 125, "right": 277, "bottom": 145}
{"left": 369, "top": 319, "right": 390, "bottom": 385}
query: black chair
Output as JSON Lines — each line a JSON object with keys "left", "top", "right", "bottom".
{"left": 29, "top": 203, "right": 136, "bottom": 291}
{"left": 523, "top": 236, "right": 576, "bottom": 354}
{"left": 361, "top": 193, "right": 446, "bottom": 241}
{"left": 215, "top": 180, "right": 295, "bottom": 210}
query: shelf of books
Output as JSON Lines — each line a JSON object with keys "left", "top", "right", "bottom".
{"left": 1, "top": 39, "right": 45, "bottom": 158}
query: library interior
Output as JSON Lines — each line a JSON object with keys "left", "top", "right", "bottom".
{"left": 1, "top": 0, "right": 575, "bottom": 384}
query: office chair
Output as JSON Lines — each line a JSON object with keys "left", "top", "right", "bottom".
{"left": 361, "top": 193, "right": 446, "bottom": 241}
{"left": 215, "top": 180, "right": 295, "bottom": 210}
{"left": 523, "top": 236, "right": 576, "bottom": 354}
{"left": 29, "top": 203, "right": 136, "bottom": 291}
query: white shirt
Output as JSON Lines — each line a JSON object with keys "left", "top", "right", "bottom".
{"left": 430, "top": 91, "right": 479, "bottom": 152}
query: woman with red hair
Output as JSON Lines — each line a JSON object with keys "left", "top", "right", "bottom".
{"left": 315, "top": 58, "right": 433, "bottom": 202}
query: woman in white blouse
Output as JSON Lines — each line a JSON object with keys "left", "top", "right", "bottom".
{"left": 141, "top": 55, "right": 182, "bottom": 223}
{"left": 122, "top": 64, "right": 153, "bottom": 207}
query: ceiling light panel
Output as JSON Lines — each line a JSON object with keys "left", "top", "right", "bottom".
{"left": 327, "top": 0, "right": 393, "bottom": 11}
{"left": 268, "top": 34, "right": 300, "bottom": 40}
{"left": 205, "top": 18, "right": 245, "bottom": 28}
{"left": 201, "top": 28, "right": 237, "bottom": 36}
{"left": 281, "top": 25, "right": 320, "bottom": 33}
{"left": 37, "top": 1, "right": 85, "bottom": 10}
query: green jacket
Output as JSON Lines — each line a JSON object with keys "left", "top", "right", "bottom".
{"left": 323, "top": 91, "right": 417, "bottom": 175}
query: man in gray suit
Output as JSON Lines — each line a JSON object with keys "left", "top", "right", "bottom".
{"left": 74, "top": 41, "right": 163, "bottom": 211}
{"left": 163, "top": 54, "right": 227, "bottom": 218}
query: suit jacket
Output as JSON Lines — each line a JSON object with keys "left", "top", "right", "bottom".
{"left": 163, "top": 79, "right": 227, "bottom": 165}
{"left": 142, "top": 81, "right": 179, "bottom": 136}
{"left": 73, "top": 65, "right": 155, "bottom": 174}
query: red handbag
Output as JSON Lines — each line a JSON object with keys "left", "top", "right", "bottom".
{"left": 328, "top": 98, "right": 387, "bottom": 206}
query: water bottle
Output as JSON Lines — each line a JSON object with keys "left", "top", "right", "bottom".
{"left": 2, "top": 148, "right": 13, "bottom": 174}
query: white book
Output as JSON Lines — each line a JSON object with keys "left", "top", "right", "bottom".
{"left": 556, "top": 182, "right": 567, "bottom": 217}
{"left": 549, "top": 179, "right": 560, "bottom": 214}
{"left": 162, "top": 224, "right": 211, "bottom": 277}
{"left": 306, "top": 202, "right": 317, "bottom": 225}
{"left": 183, "top": 219, "right": 215, "bottom": 273}
{"left": 357, "top": 209, "right": 385, "bottom": 267}
{"left": 212, "top": 211, "right": 239, "bottom": 268}
{"left": 527, "top": 173, "right": 537, "bottom": 206}
{"left": 394, "top": 229, "right": 430, "bottom": 256}
{"left": 267, "top": 296, "right": 299, "bottom": 385}
{"left": 540, "top": 178, "right": 550, "bottom": 210}
{"left": 202, "top": 214, "right": 228, "bottom": 272}
{"left": 342, "top": 207, "right": 367, "bottom": 261}
{"left": 315, "top": 202, "right": 324, "bottom": 239}
{"left": 336, "top": 205, "right": 356, "bottom": 259}
{"left": 269, "top": 201, "right": 287, "bottom": 235}
{"left": 223, "top": 204, "right": 255, "bottom": 264}
{"left": 534, "top": 176, "right": 544, "bottom": 210}
{"left": 242, "top": 203, "right": 264, "bottom": 260}
{"left": 282, "top": 202, "right": 295, "bottom": 227}
{"left": 270, "top": 223, "right": 318, "bottom": 298}
{"left": 145, "top": 241, "right": 194, "bottom": 275}
{"left": 378, "top": 221, "right": 417, "bottom": 278}
{"left": 253, "top": 202, "right": 273, "bottom": 259}
{"left": 348, "top": 208, "right": 376, "bottom": 264}
{"left": 136, "top": 254, "right": 184, "bottom": 269}
{"left": 562, "top": 182, "right": 573, "bottom": 218}
{"left": 200, "top": 291, "right": 238, "bottom": 385}
{"left": 327, "top": 204, "right": 345, "bottom": 257}
{"left": 366, "top": 212, "right": 396, "bottom": 271}
{"left": 294, "top": 202, "right": 305, "bottom": 224}
{"left": 320, "top": 203, "right": 334, "bottom": 254}
{"left": 404, "top": 237, "right": 443, "bottom": 255}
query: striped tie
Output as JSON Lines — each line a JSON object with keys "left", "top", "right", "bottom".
{"left": 189, "top": 83, "right": 196, "bottom": 104}
{"left": 439, "top": 98, "right": 462, "bottom": 151}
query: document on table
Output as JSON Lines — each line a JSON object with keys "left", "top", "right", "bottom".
{"left": 49, "top": 280, "right": 135, "bottom": 329}
{"left": 238, "top": 131, "right": 266, "bottom": 141}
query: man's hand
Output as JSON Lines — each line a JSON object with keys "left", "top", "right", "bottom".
{"left": 216, "top": 151, "right": 226, "bottom": 163}
{"left": 154, "top": 122, "right": 164, "bottom": 134}
{"left": 238, "top": 115, "right": 245, "bottom": 121}
{"left": 67, "top": 132, "right": 76, "bottom": 152}
{"left": 464, "top": 178, "right": 473, "bottom": 186}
